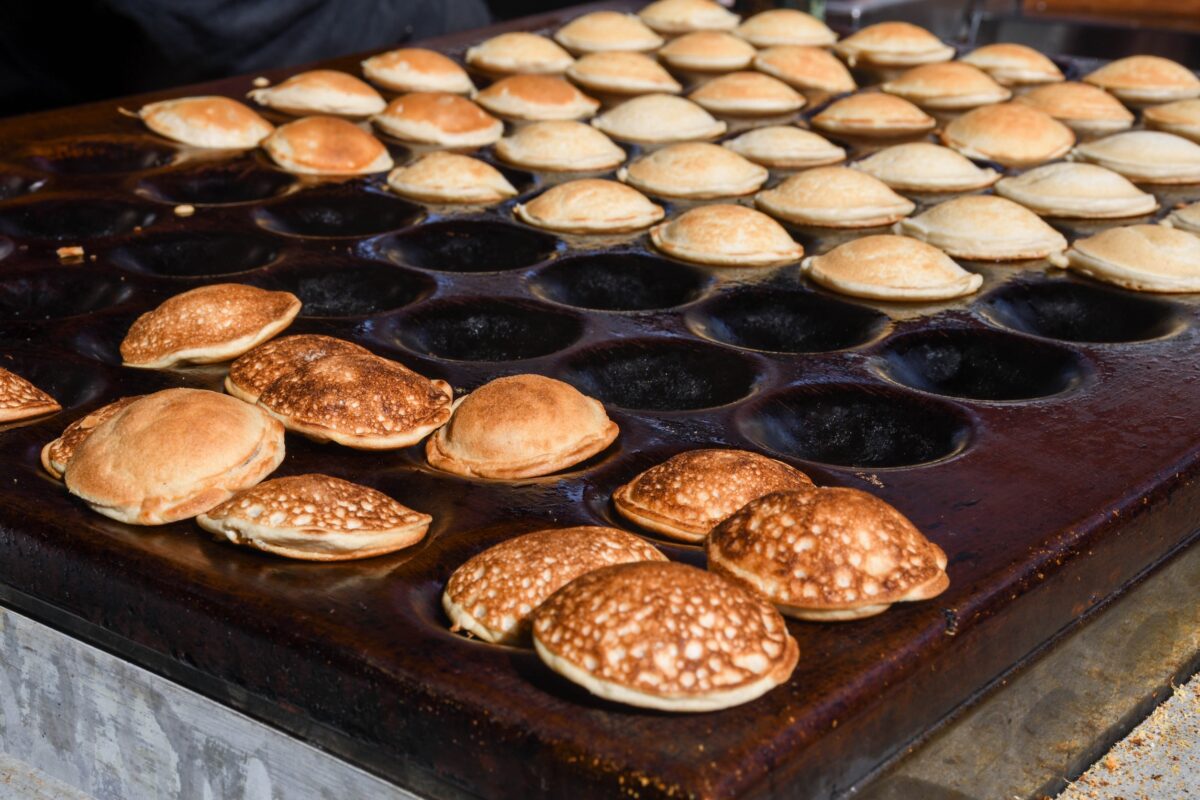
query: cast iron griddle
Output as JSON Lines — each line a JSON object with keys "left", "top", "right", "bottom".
{"left": 0, "top": 4, "right": 1198, "bottom": 798}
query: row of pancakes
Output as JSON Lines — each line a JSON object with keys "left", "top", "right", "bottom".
{"left": 441, "top": 448, "right": 947, "bottom": 711}
{"left": 3, "top": 276, "right": 951, "bottom": 712}
{"left": 127, "top": 5, "right": 1200, "bottom": 296}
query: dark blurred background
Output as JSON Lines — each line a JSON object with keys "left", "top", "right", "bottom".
{"left": 2, "top": 0, "right": 1198, "bottom": 118}
{"left": 0, "top": 0, "right": 583, "bottom": 117}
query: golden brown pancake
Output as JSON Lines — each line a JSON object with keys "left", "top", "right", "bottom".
{"left": 63, "top": 388, "right": 285, "bottom": 526}
{"left": 1067, "top": 224, "right": 1200, "bottom": 293}
{"left": 834, "top": 21, "right": 954, "bottom": 68}
{"left": 619, "top": 142, "right": 768, "bottom": 199}
{"left": 248, "top": 70, "right": 385, "bottom": 117}
{"left": 224, "top": 334, "right": 371, "bottom": 405}
{"left": 637, "top": 0, "right": 740, "bottom": 34}
{"left": 960, "top": 43, "right": 1063, "bottom": 86}
{"left": 197, "top": 474, "right": 431, "bottom": 560}
{"left": 121, "top": 284, "right": 301, "bottom": 369}
{"left": 940, "top": 102, "right": 1074, "bottom": 168}
{"left": 465, "top": 32, "right": 574, "bottom": 75}
{"left": 0, "top": 367, "right": 61, "bottom": 424}
{"left": 756, "top": 166, "right": 915, "bottom": 228}
{"left": 708, "top": 487, "right": 949, "bottom": 620}
{"left": 612, "top": 449, "right": 813, "bottom": 542}
{"left": 262, "top": 116, "right": 393, "bottom": 175}
{"left": 801, "top": 234, "right": 982, "bottom": 301}
{"left": 811, "top": 92, "right": 936, "bottom": 138}
{"left": 443, "top": 526, "right": 665, "bottom": 644}
{"left": 257, "top": 353, "right": 452, "bottom": 450}
{"left": 532, "top": 561, "right": 799, "bottom": 711}
{"left": 554, "top": 11, "right": 663, "bottom": 54}
{"left": 361, "top": 48, "right": 475, "bottom": 94}
{"left": 425, "top": 374, "right": 617, "bottom": 479}
{"left": 139, "top": 96, "right": 274, "bottom": 149}
{"left": 371, "top": 93, "right": 503, "bottom": 148}
{"left": 514, "top": 179, "right": 664, "bottom": 234}
{"left": 387, "top": 151, "right": 518, "bottom": 204}
{"left": 753, "top": 46, "right": 856, "bottom": 94}
{"left": 475, "top": 75, "right": 599, "bottom": 121}
{"left": 650, "top": 204, "right": 803, "bottom": 267}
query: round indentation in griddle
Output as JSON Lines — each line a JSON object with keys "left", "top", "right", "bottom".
{"left": 880, "top": 327, "right": 1086, "bottom": 401}
{"left": 393, "top": 297, "right": 583, "bottom": 361}
{"left": 25, "top": 136, "right": 177, "bottom": 175}
{"left": 738, "top": 382, "right": 971, "bottom": 468}
{"left": 559, "top": 338, "right": 759, "bottom": 411}
{"left": 0, "top": 198, "right": 157, "bottom": 242}
{"left": 136, "top": 159, "right": 297, "bottom": 205}
{"left": 255, "top": 262, "right": 433, "bottom": 318}
{"left": 0, "top": 351, "right": 108, "bottom": 412}
{"left": 108, "top": 231, "right": 280, "bottom": 277}
{"left": 0, "top": 172, "right": 47, "bottom": 202}
{"left": 0, "top": 268, "right": 138, "bottom": 322}
{"left": 530, "top": 253, "right": 710, "bottom": 312}
{"left": 688, "top": 288, "right": 890, "bottom": 353}
{"left": 979, "top": 279, "right": 1186, "bottom": 344}
{"left": 254, "top": 185, "right": 422, "bottom": 238}
{"left": 372, "top": 220, "right": 560, "bottom": 273}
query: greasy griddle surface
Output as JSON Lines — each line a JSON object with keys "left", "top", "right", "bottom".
{"left": 1, "top": 6, "right": 1200, "bottom": 798}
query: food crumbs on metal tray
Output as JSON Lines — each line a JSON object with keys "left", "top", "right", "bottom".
{"left": 253, "top": 76, "right": 270, "bottom": 87}
{"left": 174, "top": 204, "right": 196, "bottom": 217}
{"left": 56, "top": 245, "right": 84, "bottom": 262}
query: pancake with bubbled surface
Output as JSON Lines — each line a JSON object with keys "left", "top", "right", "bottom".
{"left": 613, "top": 449, "right": 813, "bottom": 542}
{"left": 708, "top": 487, "right": 949, "bottom": 621}
{"left": 443, "top": 525, "right": 665, "bottom": 644}
{"left": 532, "top": 561, "right": 798, "bottom": 711}
{"left": 197, "top": 474, "right": 431, "bottom": 561}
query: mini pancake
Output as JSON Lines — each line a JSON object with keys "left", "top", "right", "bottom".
{"left": 514, "top": 179, "right": 664, "bottom": 234}
{"left": 995, "top": 163, "right": 1157, "bottom": 219}
{"left": 753, "top": 46, "right": 856, "bottom": 94}
{"left": 722, "top": 126, "right": 846, "bottom": 169}
{"left": 940, "top": 102, "right": 1074, "bottom": 168}
{"left": 756, "top": 166, "right": 915, "bottom": 228}
{"left": 735, "top": 9, "right": 836, "bottom": 48}
{"left": 612, "top": 449, "right": 813, "bottom": 542}
{"left": 0, "top": 367, "right": 60, "bottom": 424}
{"left": 425, "top": 374, "right": 618, "bottom": 480}
{"left": 121, "top": 284, "right": 300, "bottom": 369}
{"left": 897, "top": 195, "right": 1068, "bottom": 262}
{"left": 852, "top": 142, "right": 999, "bottom": 193}
{"left": 1165, "top": 201, "right": 1200, "bottom": 234}
{"left": 566, "top": 51, "right": 682, "bottom": 96}
{"left": 650, "top": 204, "right": 803, "bottom": 267}
{"left": 258, "top": 353, "right": 452, "bottom": 450}
{"left": 1142, "top": 99, "right": 1200, "bottom": 143}
{"left": 361, "top": 48, "right": 475, "bottom": 95}
{"left": 658, "top": 31, "right": 757, "bottom": 73}
{"left": 637, "top": 0, "right": 740, "bottom": 35}
{"left": 1071, "top": 131, "right": 1200, "bottom": 184}
{"left": 688, "top": 71, "right": 806, "bottom": 116}
{"left": 532, "top": 561, "right": 798, "bottom": 712}
{"left": 801, "top": 234, "right": 982, "bottom": 301}
{"left": 811, "top": 93, "right": 935, "bottom": 138}
{"left": 1016, "top": 82, "right": 1134, "bottom": 137}
{"left": 465, "top": 32, "right": 574, "bottom": 76}
{"left": 618, "top": 142, "right": 768, "bottom": 199}
{"left": 197, "top": 474, "right": 430, "bottom": 561}
{"left": 881, "top": 62, "right": 1011, "bottom": 110}
{"left": 247, "top": 70, "right": 385, "bottom": 117}
{"left": 224, "top": 334, "right": 371, "bottom": 405}
{"left": 42, "top": 396, "right": 143, "bottom": 479}
{"left": 708, "top": 487, "right": 949, "bottom": 621}
{"left": 554, "top": 11, "right": 663, "bottom": 54}
{"left": 833, "top": 21, "right": 954, "bottom": 68}
{"left": 64, "top": 388, "right": 285, "bottom": 526}
{"left": 387, "top": 151, "right": 517, "bottom": 204}
{"left": 1083, "top": 55, "right": 1200, "bottom": 105}
{"left": 371, "top": 93, "right": 503, "bottom": 148}
{"left": 591, "top": 94, "right": 726, "bottom": 144}
{"left": 1067, "top": 224, "right": 1200, "bottom": 293}
{"left": 262, "top": 116, "right": 393, "bottom": 175}
{"left": 475, "top": 75, "right": 599, "bottom": 121}
{"left": 960, "top": 43, "right": 1064, "bottom": 86}
{"left": 494, "top": 120, "right": 626, "bottom": 172}
{"left": 443, "top": 526, "right": 665, "bottom": 644}
{"left": 139, "top": 96, "right": 274, "bottom": 149}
